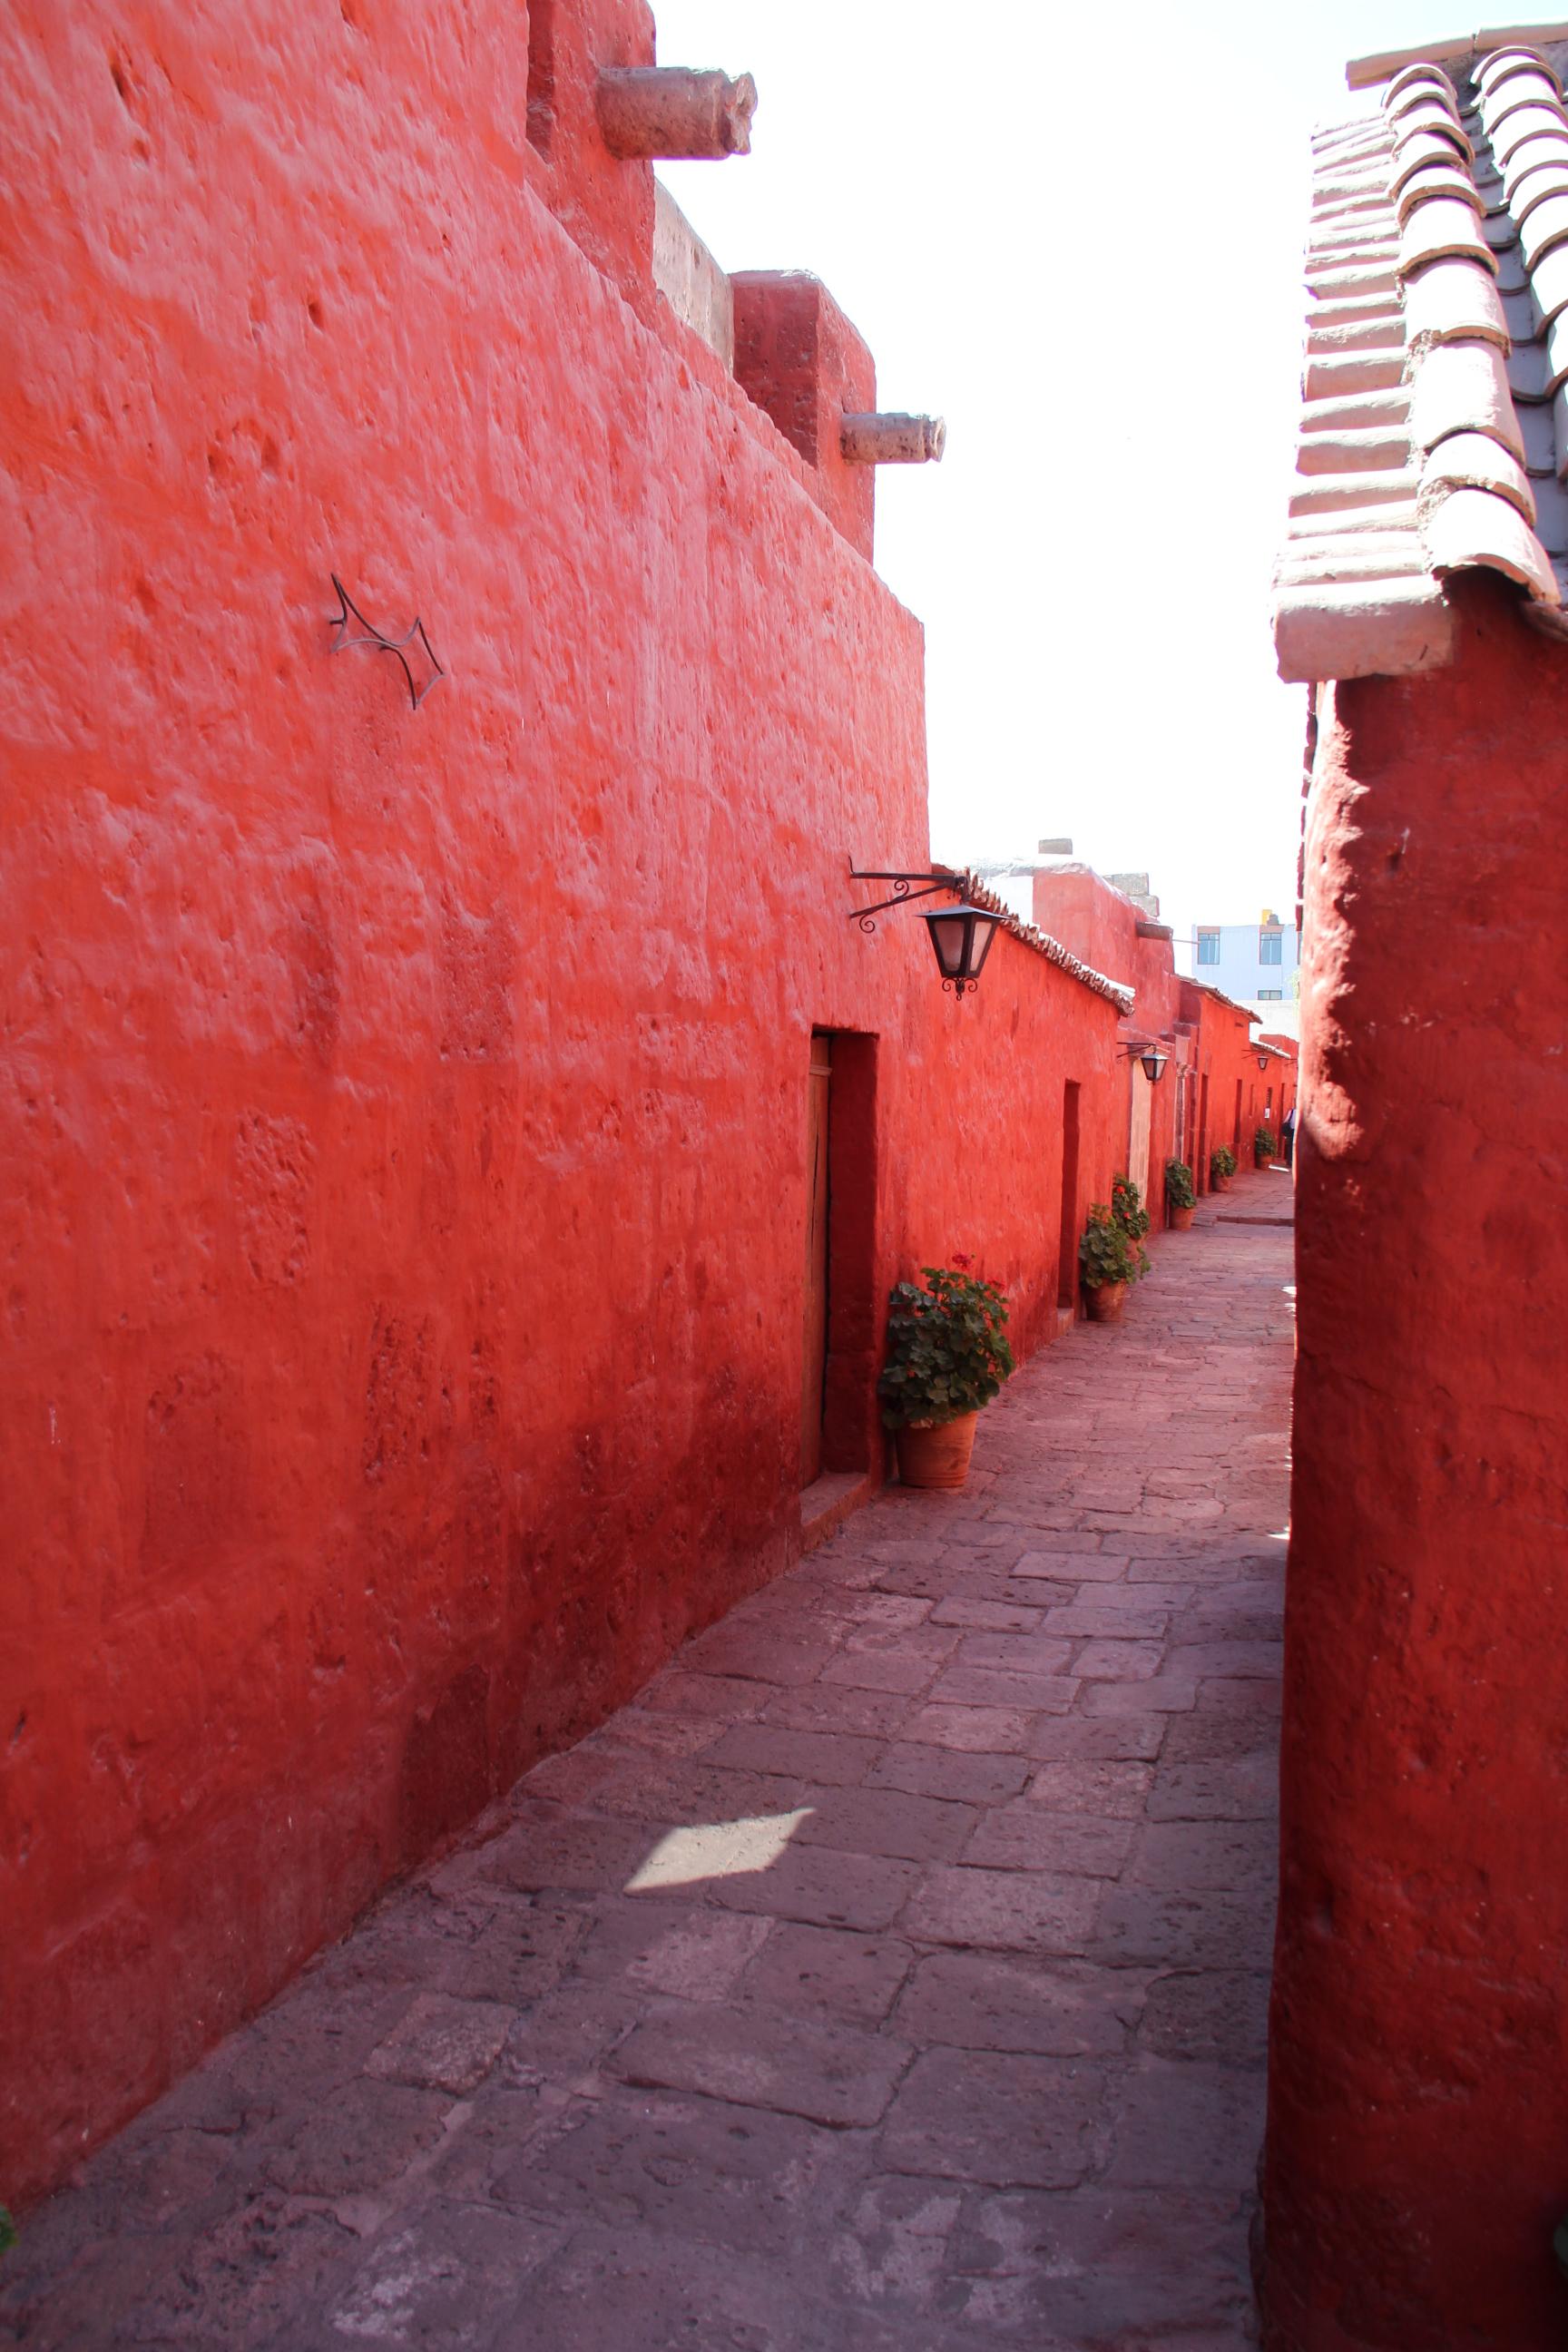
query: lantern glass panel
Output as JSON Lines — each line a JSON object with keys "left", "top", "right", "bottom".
{"left": 926, "top": 912, "right": 969, "bottom": 979}
{"left": 967, "top": 911, "right": 1001, "bottom": 978}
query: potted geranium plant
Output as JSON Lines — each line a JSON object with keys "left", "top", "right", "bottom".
{"left": 1112, "top": 1174, "right": 1151, "bottom": 1249}
{"left": 878, "top": 1254, "right": 1015, "bottom": 1491}
{"left": 1210, "top": 1144, "right": 1237, "bottom": 1192}
{"left": 1079, "top": 1203, "right": 1145, "bottom": 1323}
{"left": 1164, "top": 1159, "right": 1197, "bottom": 1230}
{"left": 1254, "top": 1123, "right": 1279, "bottom": 1169}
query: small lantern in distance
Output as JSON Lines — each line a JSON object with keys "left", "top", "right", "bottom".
{"left": 1140, "top": 1045, "right": 1170, "bottom": 1083}
{"left": 923, "top": 901, "right": 1005, "bottom": 996}
{"left": 1257, "top": 1051, "right": 1269, "bottom": 1072}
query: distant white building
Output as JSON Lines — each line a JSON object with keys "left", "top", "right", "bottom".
{"left": 1191, "top": 911, "right": 1301, "bottom": 1037}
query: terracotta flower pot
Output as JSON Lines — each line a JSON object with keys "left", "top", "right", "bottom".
{"left": 1169, "top": 1204, "right": 1195, "bottom": 1231}
{"left": 1255, "top": 1149, "right": 1271, "bottom": 1170}
{"left": 1084, "top": 1281, "right": 1127, "bottom": 1323}
{"left": 894, "top": 1413, "right": 978, "bottom": 1490}
{"left": 1211, "top": 1173, "right": 1231, "bottom": 1192}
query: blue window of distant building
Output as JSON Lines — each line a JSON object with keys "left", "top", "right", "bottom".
{"left": 1197, "top": 930, "right": 1220, "bottom": 965}
{"left": 1259, "top": 987, "right": 1282, "bottom": 1000}
{"left": 1259, "top": 930, "right": 1283, "bottom": 965}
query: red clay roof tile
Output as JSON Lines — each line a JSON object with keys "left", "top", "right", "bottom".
{"left": 1417, "top": 427, "right": 1537, "bottom": 516}
{"left": 1275, "top": 35, "right": 1568, "bottom": 679}
{"left": 1404, "top": 253, "right": 1512, "bottom": 346}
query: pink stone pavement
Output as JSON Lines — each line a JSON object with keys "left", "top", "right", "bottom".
{"left": 0, "top": 1173, "right": 1293, "bottom": 2351}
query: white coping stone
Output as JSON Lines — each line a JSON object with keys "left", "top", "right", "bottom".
{"left": 1274, "top": 573, "right": 1456, "bottom": 681}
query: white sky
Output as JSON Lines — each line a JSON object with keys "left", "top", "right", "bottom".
{"left": 651, "top": 3, "right": 1544, "bottom": 963}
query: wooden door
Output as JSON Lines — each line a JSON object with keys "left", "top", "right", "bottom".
{"left": 801, "top": 1034, "right": 833, "bottom": 1486}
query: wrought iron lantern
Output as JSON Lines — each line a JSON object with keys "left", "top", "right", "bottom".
{"left": 846, "top": 867, "right": 1004, "bottom": 997}
{"left": 922, "top": 901, "right": 1004, "bottom": 995}
{"left": 1138, "top": 1045, "right": 1170, "bottom": 1083}
{"left": 1257, "top": 1052, "right": 1270, "bottom": 1072}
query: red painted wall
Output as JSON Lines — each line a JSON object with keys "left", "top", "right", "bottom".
{"left": 1263, "top": 573, "right": 1568, "bottom": 2350}
{"left": 1031, "top": 867, "right": 1181, "bottom": 1225}
{"left": 0, "top": 0, "right": 1142, "bottom": 2200}
{"left": 1026, "top": 868, "right": 1296, "bottom": 1226}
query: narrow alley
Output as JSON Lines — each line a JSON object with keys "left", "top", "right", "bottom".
{"left": 0, "top": 1174, "right": 1293, "bottom": 2351}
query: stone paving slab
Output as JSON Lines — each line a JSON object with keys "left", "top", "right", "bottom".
{"left": 0, "top": 1171, "right": 1293, "bottom": 2349}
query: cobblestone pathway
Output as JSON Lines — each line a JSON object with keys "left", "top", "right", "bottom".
{"left": 1, "top": 1173, "right": 1293, "bottom": 2352}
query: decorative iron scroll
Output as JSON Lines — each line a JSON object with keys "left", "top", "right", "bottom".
{"left": 327, "top": 574, "right": 445, "bottom": 710}
{"left": 846, "top": 866, "right": 962, "bottom": 934}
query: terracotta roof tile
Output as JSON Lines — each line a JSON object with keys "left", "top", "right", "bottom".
{"left": 1399, "top": 191, "right": 1499, "bottom": 272}
{"left": 1525, "top": 233, "right": 1568, "bottom": 317}
{"left": 1275, "top": 37, "right": 1568, "bottom": 680}
{"left": 1519, "top": 188, "right": 1568, "bottom": 264}
{"left": 1421, "top": 479, "right": 1563, "bottom": 591}
{"left": 1394, "top": 97, "right": 1475, "bottom": 156}
{"left": 1490, "top": 103, "right": 1568, "bottom": 164}
{"left": 1409, "top": 335, "right": 1524, "bottom": 456}
{"left": 1476, "top": 64, "right": 1562, "bottom": 119}
{"left": 1387, "top": 64, "right": 1464, "bottom": 115}
{"left": 1507, "top": 153, "right": 1568, "bottom": 220}
{"left": 1475, "top": 44, "right": 1563, "bottom": 94}
{"left": 1418, "top": 426, "right": 1536, "bottom": 514}
{"left": 1404, "top": 253, "right": 1511, "bottom": 344}
{"left": 1544, "top": 305, "right": 1568, "bottom": 387}
{"left": 1391, "top": 127, "right": 1477, "bottom": 193}
{"left": 1394, "top": 162, "right": 1486, "bottom": 220}
{"left": 1499, "top": 126, "right": 1568, "bottom": 192}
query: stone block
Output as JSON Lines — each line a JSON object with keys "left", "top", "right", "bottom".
{"left": 706, "top": 1722, "right": 881, "bottom": 1786}
{"left": 614, "top": 2006, "right": 910, "bottom": 2127}
{"left": 1026, "top": 1759, "right": 1154, "bottom": 1817}
{"left": 1103, "top": 2057, "right": 1267, "bottom": 2191}
{"left": 365, "top": 1994, "right": 514, "bottom": 2095}
{"left": 964, "top": 1804, "right": 1135, "bottom": 1879}
{"left": 879, "top": 2050, "right": 1107, "bottom": 2187}
{"left": 744, "top": 1921, "right": 916, "bottom": 2025}
{"left": 901, "top": 1703, "right": 1035, "bottom": 1754}
{"left": 926, "top": 1667, "right": 1077, "bottom": 1712}
{"left": 489, "top": 2086, "right": 833, "bottom": 2256}
{"left": 711, "top": 1841, "right": 918, "bottom": 1932}
{"left": 796, "top": 1785, "right": 976, "bottom": 1864}
{"left": 896, "top": 1950, "right": 1142, "bottom": 2056}
{"left": 260, "top": 2079, "right": 449, "bottom": 2197}
{"left": 901, "top": 1866, "right": 1100, "bottom": 1956}
{"left": 869, "top": 1743, "right": 1033, "bottom": 1805}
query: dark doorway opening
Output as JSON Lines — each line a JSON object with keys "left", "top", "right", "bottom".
{"left": 801, "top": 1031, "right": 878, "bottom": 1488}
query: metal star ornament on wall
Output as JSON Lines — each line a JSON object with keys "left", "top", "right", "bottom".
{"left": 326, "top": 573, "right": 445, "bottom": 709}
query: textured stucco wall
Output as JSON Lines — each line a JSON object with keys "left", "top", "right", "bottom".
{"left": 1263, "top": 572, "right": 1568, "bottom": 2350}
{"left": 0, "top": 0, "right": 1139, "bottom": 2199}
